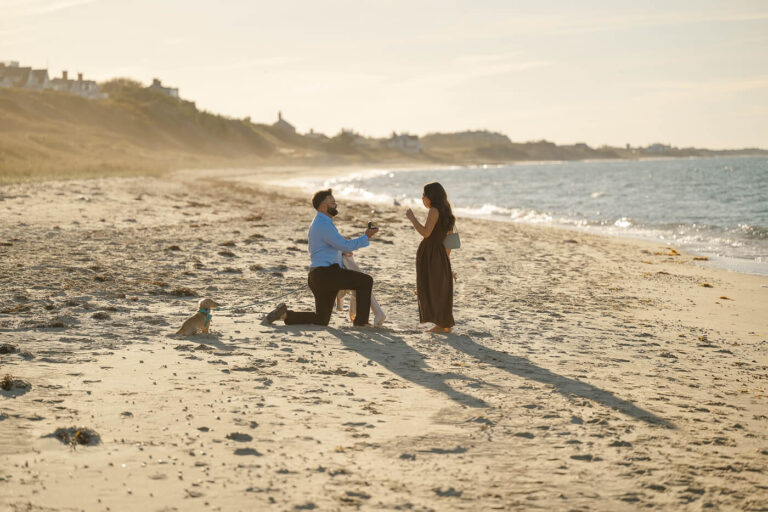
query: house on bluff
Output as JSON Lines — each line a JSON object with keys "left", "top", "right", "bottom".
{"left": 386, "top": 132, "right": 420, "bottom": 153}
{"left": 273, "top": 111, "right": 296, "bottom": 134}
{"left": 0, "top": 61, "right": 49, "bottom": 89}
{"left": 49, "top": 70, "right": 105, "bottom": 99}
{"left": 0, "top": 61, "right": 105, "bottom": 99}
{"left": 149, "top": 78, "right": 179, "bottom": 98}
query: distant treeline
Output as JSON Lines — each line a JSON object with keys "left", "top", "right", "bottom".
{"left": 420, "top": 130, "right": 768, "bottom": 162}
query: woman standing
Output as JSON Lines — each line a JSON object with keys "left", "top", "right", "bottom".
{"left": 406, "top": 182, "right": 456, "bottom": 333}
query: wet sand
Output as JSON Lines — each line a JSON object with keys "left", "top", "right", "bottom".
{"left": 1, "top": 169, "right": 767, "bottom": 511}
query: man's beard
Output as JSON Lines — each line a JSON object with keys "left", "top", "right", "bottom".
{"left": 327, "top": 207, "right": 338, "bottom": 217}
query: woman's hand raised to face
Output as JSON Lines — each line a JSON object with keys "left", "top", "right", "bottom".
{"left": 405, "top": 208, "right": 415, "bottom": 221}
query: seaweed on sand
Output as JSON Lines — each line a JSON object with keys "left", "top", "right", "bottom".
{"left": 46, "top": 427, "right": 101, "bottom": 447}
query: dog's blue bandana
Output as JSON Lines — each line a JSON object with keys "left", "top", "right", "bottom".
{"left": 198, "top": 308, "right": 212, "bottom": 327}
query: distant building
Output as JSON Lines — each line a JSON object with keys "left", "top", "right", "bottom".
{"left": 149, "top": 78, "right": 179, "bottom": 98}
{"left": 0, "top": 61, "right": 36, "bottom": 88}
{"left": 27, "top": 68, "right": 50, "bottom": 89}
{"left": 646, "top": 143, "right": 672, "bottom": 153}
{"left": 50, "top": 71, "right": 105, "bottom": 99}
{"left": 386, "top": 132, "right": 420, "bottom": 153}
{"left": 0, "top": 61, "right": 105, "bottom": 99}
{"left": 305, "top": 128, "right": 327, "bottom": 139}
{"left": 341, "top": 129, "right": 373, "bottom": 148}
{"left": 273, "top": 111, "right": 296, "bottom": 134}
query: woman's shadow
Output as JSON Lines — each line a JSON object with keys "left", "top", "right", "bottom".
{"left": 327, "top": 328, "right": 489, "bottom": 408}
{"left": 443, "top": 334, "right": 674, "bottom": 428}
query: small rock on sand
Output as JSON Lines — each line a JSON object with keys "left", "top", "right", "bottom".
{"left": 170, "top": 287, "right": 197, "bottom": 297}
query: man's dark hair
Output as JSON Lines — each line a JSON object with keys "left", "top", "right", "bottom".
{"left": 312, "top": 189, "right": 333, "bottom": 210}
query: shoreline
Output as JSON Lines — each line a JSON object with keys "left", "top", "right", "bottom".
{"left": 3, "top": 150, "right": 763, "bottom": 186}
{"left": 244, "top": 163, "right": 768, "bottom": 278}
{"left": 4, "top": 162, "right": 765, "bottom": 278}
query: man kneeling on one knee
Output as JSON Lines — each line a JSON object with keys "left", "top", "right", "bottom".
{"left": 262, "top": 189, "right": 379, "bottom": 327}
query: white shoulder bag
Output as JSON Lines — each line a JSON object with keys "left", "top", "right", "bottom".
{"left": 443, "top": 224, "right": 460, "bottom": 250}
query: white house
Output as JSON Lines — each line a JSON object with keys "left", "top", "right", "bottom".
{"left": 646, "top": 143, "right": 672, "bottom": 153}
{"left": 49, "top": 71, "right": 105, "bottom": 99}
{"left": 149, "top": 78, "right": 179, "bottom": 98}
{"left": 386, "top": 132, "right": 420, "bottom": 153}
{"left": 0, "top": 62, "right": 46, "bottom": 89}
{"left": 0, "top": 62, "right": 28, "bottom": 88}
{"left": 1, "top": 62, "right": 105, "bottom": 99}
{"left": 341, "top": 129, "right": 374, "bottom": 148}
{"left": 305, "top": 128, "right": 327, "bottom": 139}
{"left": 27, "top": 69, "right": 50, "bottom": 89}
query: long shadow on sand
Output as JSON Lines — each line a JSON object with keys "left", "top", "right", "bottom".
{"left": 328, "top": 328, "right": 488, "bottom": 408}
{"left": 444, "top": 334, "right": 674, "bottom": 428}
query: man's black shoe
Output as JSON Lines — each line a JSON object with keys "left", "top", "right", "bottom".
{"left": 262, "top": 303, "right": 287, "bottom": 325}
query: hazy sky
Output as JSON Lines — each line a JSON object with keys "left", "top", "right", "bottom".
{"left": 3, "top": 0, "right": 767, "bottom": 148}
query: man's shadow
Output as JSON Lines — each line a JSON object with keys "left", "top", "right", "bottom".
{"left": 327, "top": 328, "right": 488, "bottom": 408}
{"left": 443, "top": 334, "right": 674, "bottom": 428}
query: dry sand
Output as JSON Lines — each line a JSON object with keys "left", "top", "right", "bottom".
{"left": 1, "top": 168, "right": 767, "bottom": 511}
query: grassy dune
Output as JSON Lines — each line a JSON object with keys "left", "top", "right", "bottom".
{"left": 0, "top": 80, "right": 420, "bottom": 183}
{"left": 0, "top": 80, "right": 283, "bottom": 183}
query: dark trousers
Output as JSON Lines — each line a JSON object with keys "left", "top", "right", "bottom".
{"left": 285, "top": 264, "right": 372, "bottom": 326}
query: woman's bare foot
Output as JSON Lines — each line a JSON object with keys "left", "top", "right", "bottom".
{"left": 427, "top": 325, "right": 451, "bottom": 333}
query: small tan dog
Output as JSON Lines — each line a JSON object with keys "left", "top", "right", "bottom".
{"left": 176, "top": 298, "right": 221, "bottom": 335}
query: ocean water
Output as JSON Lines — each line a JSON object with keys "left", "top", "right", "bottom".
{"left": 290, "top": 156, "right": 768, "bottom": 275}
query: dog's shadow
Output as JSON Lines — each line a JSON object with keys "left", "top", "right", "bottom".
{"left": 168, "top": 331, "right": 234, "bottom": 351}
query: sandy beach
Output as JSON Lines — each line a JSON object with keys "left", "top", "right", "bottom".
{"left": 1, "top": 168, "right": 767, "bottom": 511}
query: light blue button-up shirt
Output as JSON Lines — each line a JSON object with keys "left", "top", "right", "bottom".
{"left": 308, "top": 212, "right": 369, "bottom": 268}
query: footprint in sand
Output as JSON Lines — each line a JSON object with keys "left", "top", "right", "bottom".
{"left": 0, "top": 344, "right": 17, "bottom": 354}
{"left": 226, "top": 432, "right": 253, "bottom": 442}
{"left": 233, "top": 447, "right": 262, "bottom": 456}
{"left": 434, "top": 487, "right": 463, "bottom": 497}
{"left": 421, "top": 446, "right": 467, "bottom": 455}
{"left": 571, "top": 454, "right": 602, "bottom": 462}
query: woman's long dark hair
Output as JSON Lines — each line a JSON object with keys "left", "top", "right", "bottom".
{"left": 423, "top": 182, "right": 455, "bottom": 233}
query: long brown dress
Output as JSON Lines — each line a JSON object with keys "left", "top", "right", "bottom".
{"left": 416, "top": 215, "right": 455, "bottom": 327}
